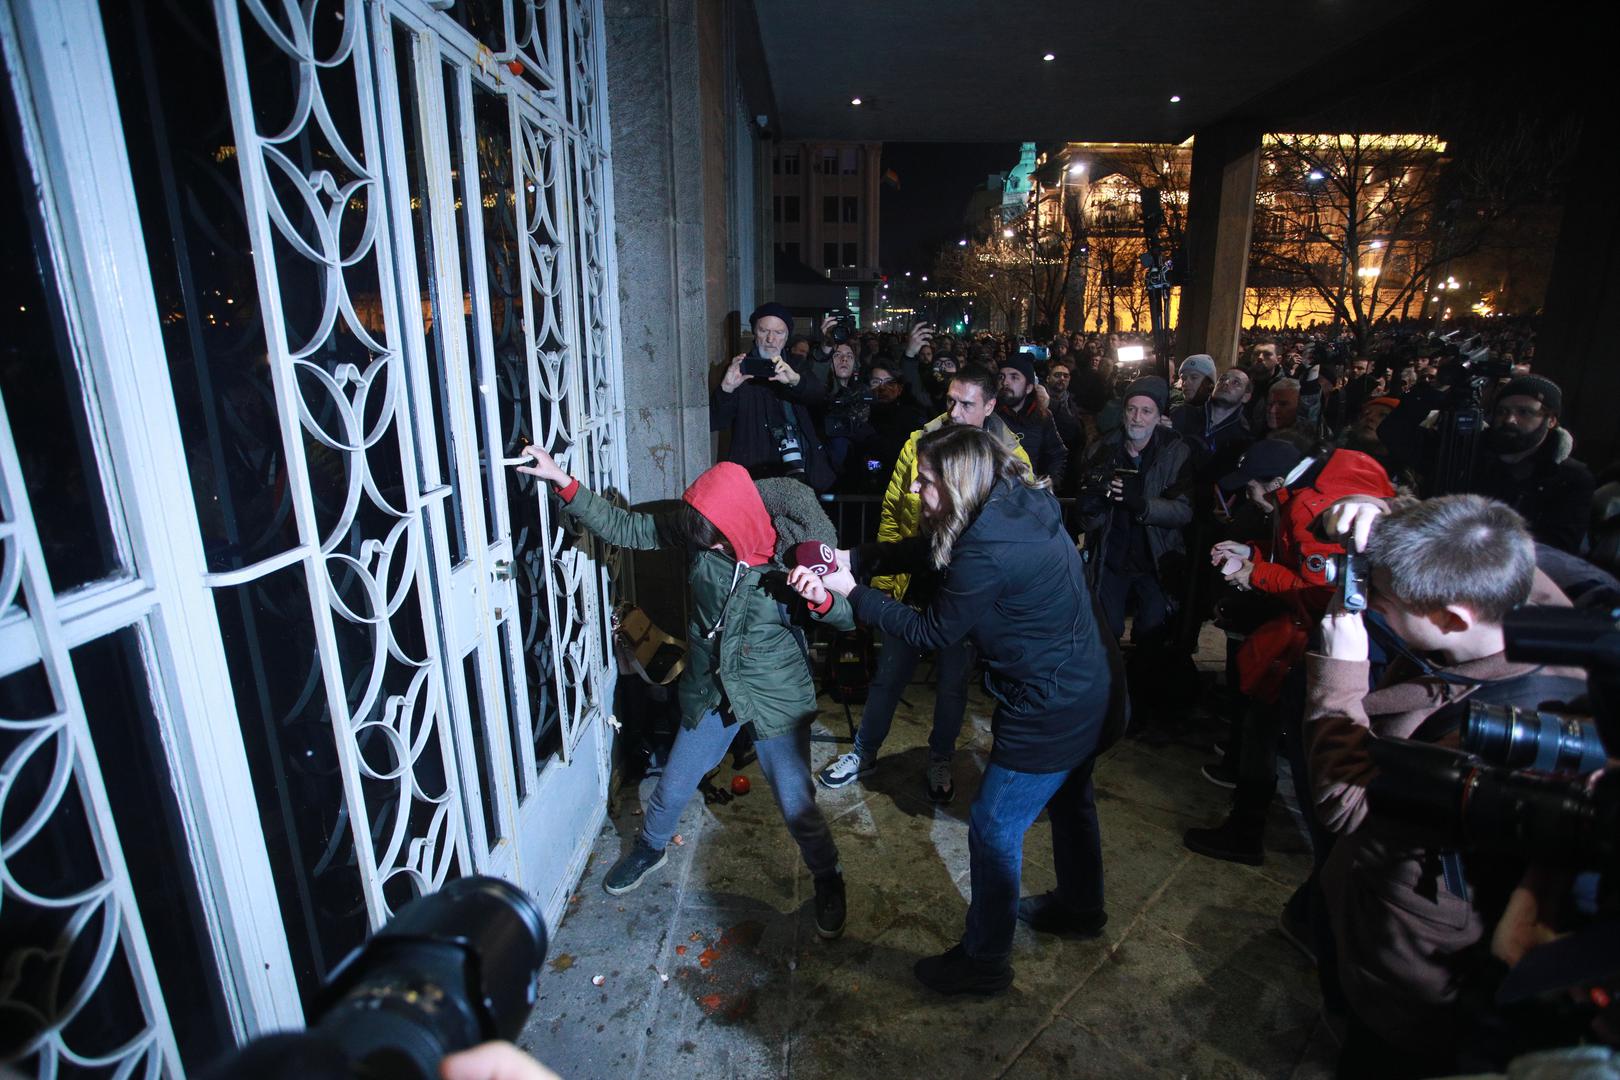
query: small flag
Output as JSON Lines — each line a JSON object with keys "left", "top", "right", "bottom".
{"left": 882, "top": 168, "right": 900, "bottom": 190}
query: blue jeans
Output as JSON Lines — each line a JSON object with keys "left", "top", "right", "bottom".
{"left": 963, "top": 757, "right": 1103, "bottom": 963}
{"left": 641, "top": 708, "right": 839, "bottom": 878}
{"left": 852, "top": 628, "right": 974, "bottom": 763}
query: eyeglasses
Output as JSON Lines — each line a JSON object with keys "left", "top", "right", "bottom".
{"left": 869, "top": 376, "right": 896, "bottom": 387}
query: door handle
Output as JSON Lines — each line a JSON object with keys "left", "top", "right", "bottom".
{"left": 492, "top": 558, "right": 513, "bottom": 581}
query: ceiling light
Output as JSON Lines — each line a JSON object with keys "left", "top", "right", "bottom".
{"left": 849, "top": 97, "right": 863, "bottom": 106}
{"left": 1042, "top": 53, "right": 1055, "bottom": 62}
{"left": 1169, "top": 94, "right": 1181, "bottom": 103}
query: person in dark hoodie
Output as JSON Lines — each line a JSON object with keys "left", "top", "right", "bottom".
{"left": 515, "top": 447, "right": 854, "bottom": 938}
{"left": 789, "top": 424, "right": 1122, "bottom": 995}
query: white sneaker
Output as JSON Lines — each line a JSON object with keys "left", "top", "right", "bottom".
{"left": 817, "top": 751, "right": 873, "bottom": 788}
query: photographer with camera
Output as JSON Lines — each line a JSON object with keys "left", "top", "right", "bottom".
{"left": 815, "top": 340, "right": 870, "bottom": 480}
{"left": 713, "top": 302, "right": 836, "bottom": 492}
{"left": 1184, "top": 437, "right": 1396, "bottom": 865}
{"left": 842, "top": 362, "right": 927, "bottom": 495}
{"left": 1378, "top": 370, "right": 1595, "bottom": 553}
{"left": 1307, "top": 494, "right": 1587, "bottom": 1076}
{"left": 1074, "top": 376, "right": 1195, "bottom": 740}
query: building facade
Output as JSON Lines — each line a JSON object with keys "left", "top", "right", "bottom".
{"left": 770, "top": 140, "right": 882, "bottom": 325}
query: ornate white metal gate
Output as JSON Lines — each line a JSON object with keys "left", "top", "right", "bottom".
{"left": 0, "top": 0, "right": 627, "bottom": 1074}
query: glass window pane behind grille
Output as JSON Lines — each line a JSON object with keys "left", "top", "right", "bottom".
{"left": 461, "top": 650, "right": 502, "bottom": 847}
{"left": 393, "top": 25, "right": 468, "bottom": 566}
{"left": 459, "top": 76, "right": 503, "bottom": 548}
{"left": 70, "top": 627, "right": 233, "bottom": 1073}
{"left": 213, "top": 562, "right": 368, "bottom": 1007}
{"left": 100, "top": 0, "right": 299, "bottom": 575}
{"left": 0, "top": 74, "right": 123, "bottom": 592}
{"left": 0, "top": 663, "right": 150, "bottom": 1071}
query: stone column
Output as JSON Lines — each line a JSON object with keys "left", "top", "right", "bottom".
{"left": 1536, "top": 115, "right": 1619, "bottom": 469}
{"left": 1179, "top": 125, "right": 1262, "bottom": 370}
{"left": 604, "top": 0, "right": 728, "bottom": 627}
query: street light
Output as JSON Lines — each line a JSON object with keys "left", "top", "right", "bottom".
{"left": 1069, "top": 162, "right": 1085, "bottom": 176}
{"left": 1002, "top": 228, "right": 1014, "bottom": 238}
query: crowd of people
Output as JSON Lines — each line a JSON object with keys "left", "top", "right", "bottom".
{"left": 516, "top": 301, "right": 1617, "bottom": 1077}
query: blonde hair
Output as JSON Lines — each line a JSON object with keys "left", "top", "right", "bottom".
{"left": 915, "top": 425, "right": 1050, "bottom": 569}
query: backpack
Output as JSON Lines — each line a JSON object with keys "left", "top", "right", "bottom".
{"left": 825, "top": 627, "right": 875, "bottom": 705}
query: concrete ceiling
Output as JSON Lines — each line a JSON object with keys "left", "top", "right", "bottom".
{"left": 753, "top": 0, "right": 1426, "bottom": 143}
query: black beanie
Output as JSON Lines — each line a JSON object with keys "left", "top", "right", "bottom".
{"left": 999, "top": 353, "right": 1037, "bottom": 384}
{"left": 748, "top": 302, "right": 794, "bottom": 329}
{"left": 1124, "top": 375, "right": 1169, "bottom": 413}
{"left": 1498, "top": 374, "right": 1562, "bottom": 416}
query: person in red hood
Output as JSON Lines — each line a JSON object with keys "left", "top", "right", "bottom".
{"left": 1185, "top": 435, "right": 1396, "bottom": 866}
{"left": 517, "top": 447, "right": 855, "bottom": 938}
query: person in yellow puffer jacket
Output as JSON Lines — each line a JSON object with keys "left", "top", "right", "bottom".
{"left": 818, "top": 364, "right": 1030, "bottom": 803}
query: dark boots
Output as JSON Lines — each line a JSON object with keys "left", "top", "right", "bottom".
{"left": 1182, "top": 779, "right": 1273, "bottom": 866}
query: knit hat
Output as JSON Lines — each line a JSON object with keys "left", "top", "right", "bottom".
{"left": 1498, "top": 374, "right": 1562, "bottom": 416}
{"left": 1123, "top": 375, "right": 1169, "bottom": 413}
{"left": 1178, "top": 354, "right": 1217, "bottom": 382}
{"left": 999, "top": 353, "right": 1037, "bottom": 384}
{"left": 747, "top": 302, "right": 794, "bottom": 329}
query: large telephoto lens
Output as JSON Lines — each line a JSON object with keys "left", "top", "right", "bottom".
{"left": 1462, "top": 703, "right": 1608, "bottom": 775}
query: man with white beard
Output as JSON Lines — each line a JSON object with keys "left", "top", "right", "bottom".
{"left": 1074, "top": 376, "right": 1195, "bottom": 739}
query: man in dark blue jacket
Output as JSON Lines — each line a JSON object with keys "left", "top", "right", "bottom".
{"left": 790, "top": 424, "right": 1122, "bottom": 995}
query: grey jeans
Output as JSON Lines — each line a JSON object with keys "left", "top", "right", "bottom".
{"left": 640, "top": 707, "right": 840, "bottom": 879}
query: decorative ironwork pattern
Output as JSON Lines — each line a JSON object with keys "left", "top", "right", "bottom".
{"left": 0, "top": 413, "right": 169, "bottom": 1077}
{"left": 220, "top": 0, "right": 467, "bottom": 922}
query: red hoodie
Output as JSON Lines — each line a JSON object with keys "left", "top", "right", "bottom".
{"left": 1250, "top": 449, "right": 1395, "bottom": 611}
{"left": 681, "top": 463, "right": 777, "bottom": 567}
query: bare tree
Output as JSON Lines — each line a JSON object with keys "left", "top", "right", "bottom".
{"left": 1250, "top": 118, "right": 1574, "bottom": 348}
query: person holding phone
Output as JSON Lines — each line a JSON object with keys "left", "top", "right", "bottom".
{"left": 713, "top": 302, "right": 835, "bottom": 491}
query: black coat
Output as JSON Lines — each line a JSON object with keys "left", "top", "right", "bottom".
{"left": 711, "top": 354, "right": 835, "bottom": 492}
{"left": 850, "top": 479, "right": 1112, "bottom": 772}
{"left": 996, "top": 399, "right": 1069, "bottom": 488}
{"left": 1469, "top": 428, "right": 1595, "bottom": 554}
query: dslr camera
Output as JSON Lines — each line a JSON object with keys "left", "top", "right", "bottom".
{"left": 202, "top": 876, "right": 549, "bottom": 1080}
{"left": 826, "top": 308, "right": 858, "bottom": 345}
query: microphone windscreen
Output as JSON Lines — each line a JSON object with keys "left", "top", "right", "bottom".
{"left": 791, "top": 541, "right": 836, "bottom": 576}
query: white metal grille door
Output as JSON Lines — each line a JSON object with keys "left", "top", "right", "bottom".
{"left": 1, "top": 0, "right": 628, "bottom": 1067}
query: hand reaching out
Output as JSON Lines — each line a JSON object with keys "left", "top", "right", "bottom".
{"left": 787, "top": 566, "right": 829, "bottom": 606}
{"left": 514, "top": 444, "right": 567, "bottom": 486}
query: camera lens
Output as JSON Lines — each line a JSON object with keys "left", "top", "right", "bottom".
{"left": 1462, "top": 704, "right": 1607, "bottom": 775}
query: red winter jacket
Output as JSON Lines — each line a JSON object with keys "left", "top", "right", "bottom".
{"left": 1249, "top": 449, "right": 1395, "bottom": 613}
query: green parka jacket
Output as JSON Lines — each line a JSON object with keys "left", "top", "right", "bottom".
{"left": 558, "top": 466, "right": 852, "bottom": 740}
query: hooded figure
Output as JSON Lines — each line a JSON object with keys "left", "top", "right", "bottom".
{"left": 516, "top": 450, "right": 853, "bottom": 937}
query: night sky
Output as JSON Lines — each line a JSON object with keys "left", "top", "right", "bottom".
{"left": 878, "top": 142, "right": 1020, "bottom": 276}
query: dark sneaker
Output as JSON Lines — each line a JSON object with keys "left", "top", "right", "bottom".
{"left": 1183, "top": 816, "right": 1265, "bottom": 866}
{"left": 1200, "top": 760, "right": 1238, "bottom": 789}
{"left": 914, "top": 944, "right": 1013, "bottom": 995}
{"left": 602, "top": 839, "right": 667, "bottom": 895}
{"left": 817, "top": 751, "right": 874, "bottom": 789}
{"left": 1017, "top": 892, "right": 1107, "bottom": 939}
{"left": 925, "top": 760, "right": 954, "bottom": 804}
{"left": 813, "top": 873, "right": 847, "bottom": 939}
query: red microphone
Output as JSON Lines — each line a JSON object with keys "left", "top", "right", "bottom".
{"left": 791, "top": 541, "right": 837, "bottom": 576}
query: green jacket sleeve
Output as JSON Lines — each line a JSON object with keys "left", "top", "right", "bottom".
{"left": 811, "top": 591, "right": 856, "bottom": 632}
{"left": 561, "top": 485, "right": 670, "bottom": 551}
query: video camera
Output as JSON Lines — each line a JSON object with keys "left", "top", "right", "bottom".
{"left": 201, "top": 876, "right": 549, "bottom": 1080}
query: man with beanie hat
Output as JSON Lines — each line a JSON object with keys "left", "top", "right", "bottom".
{"left": 997, "top": 353, "right": 1068, "bottom": 486}
{"left": 1471, "top": 374, "right": 1595, "bottom": 552}
{"left": 713, "top": 302, "right": 836, "bottom": 491}
{"left": 1177, "top": 354, "right": 1217, "bottom": 409}
{"left": 1074, "top": 375, "right": 1195, "bottom": 739}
